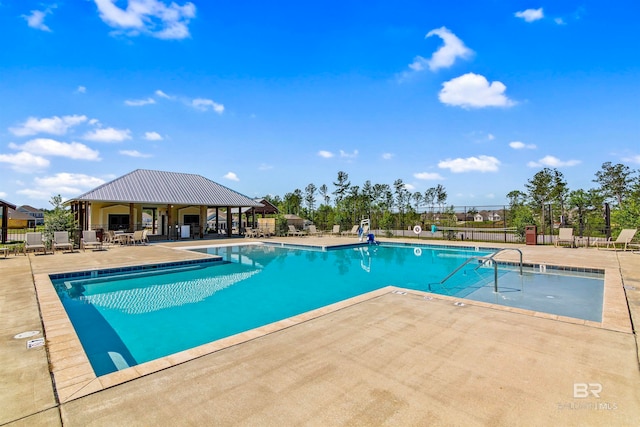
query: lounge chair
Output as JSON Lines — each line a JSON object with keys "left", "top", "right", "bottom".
{"left": 103, "top": 230, "right": 117, "bottom": 246}
{"left": 53, "top": 231, "right": 74, "bottom": 253}
{"left": 287, "top": 225, "right": 305, "bottom": 236}
{"left": 329, "top": 224, "right": 340, "bottom": 236}
{"left": 81, "top": 230, "right": 104, "bottom": 251}
{"left": 1, "top": 246, "right": 9, "bottom": 258}
{"left": 25, "top": 232, "right": 47, "bottom": 255}
{"left": 244, "top": 227, "right": 257, "bottom": 238}
{"left": 554, "top": 228, "right": 575, "bottom": 248}
{"left": 258, "top": 227, "right": 271, "bottom": 238}
{"left": 341, "top": 225, "right": 359, "bottom": 237}
{"left": 307, "top": 225, "right": 322, "bottom": 237}
{"left": 131, "top": 230, "right": 148, "bottom": 245}
{"left": 595, "top": 229, "right": 637, "bottom": 251}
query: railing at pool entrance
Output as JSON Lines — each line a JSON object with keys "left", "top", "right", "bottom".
{"left": 437, "top": 248, "right": 523, "bottom": 294}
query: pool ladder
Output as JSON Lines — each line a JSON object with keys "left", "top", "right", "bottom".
{"left": 439, "top": 248, "right": 523, "bottom": 293}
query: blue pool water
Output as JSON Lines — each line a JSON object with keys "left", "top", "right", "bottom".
{"left": 51, "top": 243, "right": 603, "bottom": 376}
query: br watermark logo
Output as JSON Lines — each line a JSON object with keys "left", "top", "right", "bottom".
{"left": 573, "top": 382, "right": 602, "bottom": 398}
{"left": 556, "top": 382, "right": 618, "bottom": 411}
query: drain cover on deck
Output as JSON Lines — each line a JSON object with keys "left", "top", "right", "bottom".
{"left": 14, "top": 331, "right": 40, "bottom": 339}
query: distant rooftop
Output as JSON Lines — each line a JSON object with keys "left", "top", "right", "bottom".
{"left": 17, "top": 205, "right": 43, "bottom": 213}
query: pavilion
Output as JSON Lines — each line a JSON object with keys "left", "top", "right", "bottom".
{"left": 66, "top": 169, "right": 263, "bottom": 239}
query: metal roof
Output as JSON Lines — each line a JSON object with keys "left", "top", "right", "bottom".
{"left": 70, "top": 169, "right": 263, "bottom": 207}
{"left": 0, "top": 199, "right": 17, "bottom": 210}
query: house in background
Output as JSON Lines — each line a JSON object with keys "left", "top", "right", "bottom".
{"left": 17, "top": 205, "right": 45, "bottom": 225}
{"left": 487, "top": 211, "right": 502, "bottom": 222}
{"left": 478, "top": 210, "right": 502, "bottom": 222}
{"left": 8, "top": 208, "right": 36, "bottom": 228}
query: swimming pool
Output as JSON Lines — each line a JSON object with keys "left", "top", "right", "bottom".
{"left": 50, "top": 243, "right": 603, "bottom": 376}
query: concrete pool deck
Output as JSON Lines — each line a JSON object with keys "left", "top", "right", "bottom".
{"left": 1, "top": 236, "right": 639, "bottom": 425}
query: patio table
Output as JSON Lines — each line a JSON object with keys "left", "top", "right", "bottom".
{"left": 114, "top": 232, "right": 134, "bottom": 245}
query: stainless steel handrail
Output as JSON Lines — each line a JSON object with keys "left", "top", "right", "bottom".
{"left": 439, "top": 248, "right": 523, "bottom": 293}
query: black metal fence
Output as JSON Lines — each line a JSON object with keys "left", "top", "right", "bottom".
{"left": 0, "top": 216, "right": 615, "bottom": 247}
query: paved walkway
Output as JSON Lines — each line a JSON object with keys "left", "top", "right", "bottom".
{"left": 1, "top": 237, "right": 639, "bottom": 426}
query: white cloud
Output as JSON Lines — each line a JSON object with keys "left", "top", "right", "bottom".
{"left": 487, "top": 134, "right": 495, "bottom": 141}
{"left": 120, "top": 150, "right": 152, "bottom": 158}
{"left": 144, "top": 131, "right": 163, "bottom": 141}
{"left": 16, "top": 188, "right": 53, "bottom": 200}
{"left": 191, "top": 98, "right": 224, "bottom": 113}
{"left": 23, "top": 10, "right": 51, "bottom": 32}
{"left": 9, "top": 115, "right": 88, "bottom": 136}
{"left": 555, "top": 18, "right": 566, "bottom": 25}
{"left": 83, "top": 127, "right": 132, "bottom": 142}
{"left": 94, "top": 0, "right": 196, "bottom": 40}
{"left": 258, "top": 163, "right": 273, "bottom": 171}
{"left": 25, "top": 173, "right": 106, "bottom": 199}
{"left": 424, "top": 27, "right": 473, "bottom": 71}
{"left": 9, "top": 139, "right": 100, "bottom": 161}
{"left": 340, "top": 149, "right": 359, "bottom": 159}
{"left": 405, "top": 183, "right": 416, "bottom": 191}
{"left": 223, "top": 172, "right": 239, "bottom": 181}
{"left": 0, "top": 191, "right": 6, "bottom": 198}
{"left": 407, "top": 56, "right": 428, "bottom": 72}
{"left": 382, "top": 153, "right": 394, "bottom": 160}
{"left": 509, "top": 141, "right": 537, "bottom": 150}
{"left": 318, "top": 150, "right": 334, "bottom": 158}
{"left": 515, "top": 8, "right": 544, "bottom": 23}
{"left": 414, "top": 172, "right": 445, "bottom": 180}
{"left": 76, "top": 86, "right": 87, "bottom": 93}
{"left": 438, "top": 155, "right": 501, "bottom": 173}
{"left": 0, "top": 152, "right": 50, "bottom": 172}
{"left": 125, "top": 97, "right": 156, "bottom": 106}
{"left": 155, "top": 89, "right": 173, "bottom": 99}
{"left": 439, "top": 73, "right": 515, "bottom": 109}
{"left": 401, "top": 27, "right": 472, "bottom": 80}
{"left": 527, "top": 155, "right": 580, "bottom": 168}
{"left": 622, "top": 155, "right": 640, "bottom": 164}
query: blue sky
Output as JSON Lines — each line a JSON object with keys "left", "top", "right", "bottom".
{"left": 1, "top": 1, "right": 639, "bottom": 209}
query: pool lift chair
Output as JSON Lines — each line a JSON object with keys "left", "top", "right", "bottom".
{"left": 358, "top": 217, "right": 370, "bottom": 242}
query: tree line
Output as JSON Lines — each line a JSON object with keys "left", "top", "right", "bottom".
{"left": 265, "top": 161, "right": 640, "bottom": 239}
